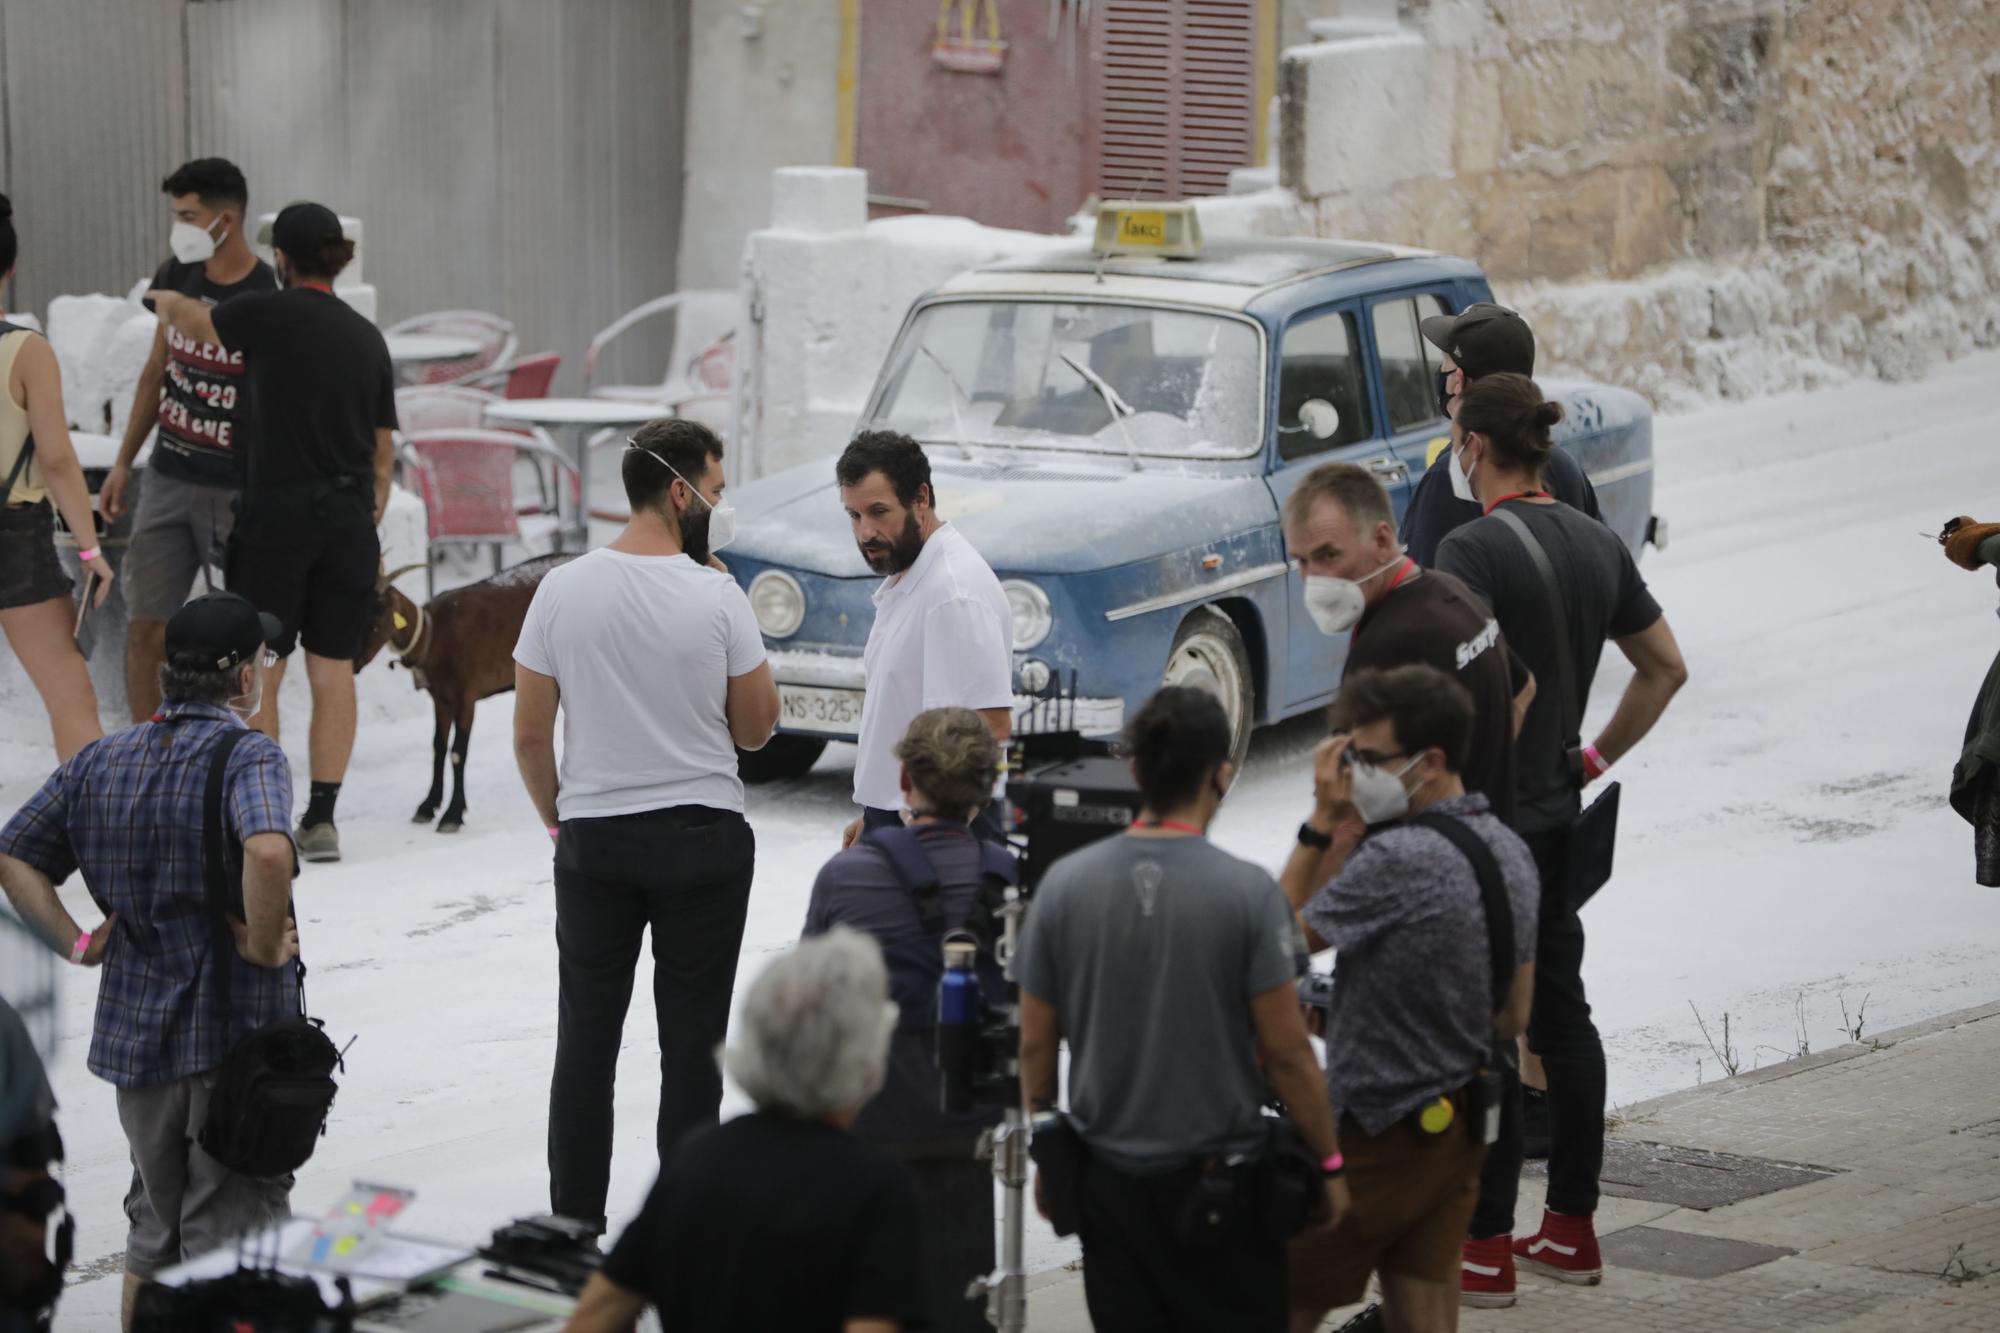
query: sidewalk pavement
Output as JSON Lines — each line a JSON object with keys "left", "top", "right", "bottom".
{"left": 1025, "top": 1000, "right": 2000, "bottom": 1330}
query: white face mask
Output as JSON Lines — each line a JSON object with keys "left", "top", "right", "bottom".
{"left": 169, "top": 217, "right": 225, "bottom": 266}
{"left": 1449, "top": 439, "right": 1479, "bottom": 505}
{"left": 1350, "top": 754, "right": 1425, "bottom": 825}
{"left": 1302, "top": 552, "right": 1405, "bottom": 636}
{"left": 628, "top": 443, "right": 737, "bottom": 554}
{"left": 227, "top": 667, "right": 263, "bottom": 722}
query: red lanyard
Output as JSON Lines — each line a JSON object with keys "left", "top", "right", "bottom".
{"left": 1484, "top": 491, "right": 1547, "bottom": 516}
{"left": 1384, "top": 558, "right": 1418, "bottom": 592}
{"left": 297, "top": 280, "right": 334, "bottom": 294}
{"left": 1137, "top": 819, "right": 1205, "bottom": 836}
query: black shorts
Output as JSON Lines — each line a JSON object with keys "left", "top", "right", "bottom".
{"left": 0, "top": 502, "right": 74, "bottom": 611}
{"left": 226, "top": 488, "right": 379, "bottom": 659}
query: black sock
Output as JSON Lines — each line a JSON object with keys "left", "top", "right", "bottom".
{"left": 304, "top": 781, "right": 342, "bottom": 828}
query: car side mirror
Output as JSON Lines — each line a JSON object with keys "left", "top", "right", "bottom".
{"left": 1298, "top": 399, "right": 1340, "bottom": 441}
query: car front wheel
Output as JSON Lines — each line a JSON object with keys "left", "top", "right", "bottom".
{"left": 737, "top": 735, "right": 829, "bottom": 784}
{"left": 1162, "top": 607, "right": 1254, "bottom": 771}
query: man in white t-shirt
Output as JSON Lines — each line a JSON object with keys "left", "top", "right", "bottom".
{"left": 511, "top": 418, "right": 778, "bottom": 1236}
{"left": 835, "top": 431, "right": 1014, "bottom": 850}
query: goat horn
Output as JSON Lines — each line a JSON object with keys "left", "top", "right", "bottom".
{"left": 379, "top": 563, "right": 428, "bottom": 589}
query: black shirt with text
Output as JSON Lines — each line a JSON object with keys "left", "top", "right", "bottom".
{"left": 142, "top": 257, "right": 278, "bottom": 488}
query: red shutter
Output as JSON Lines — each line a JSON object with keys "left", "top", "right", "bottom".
{"left": 1093, "top": 0, "right": 1259, "bottom": 200}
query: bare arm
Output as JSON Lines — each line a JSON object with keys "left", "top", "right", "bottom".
{"left": 1250, "top": 980, "right": 1338, "bottom": 1162}
{"left": 1018, "top": 986, "right": 1060, "bottom": 1112}
{"left": 513, "top": 664, "right": 562, "bottom": 827}
{"left": 372, "top": 427, "right": 394, "bottom": 524}
{"left": 101, "top": 327, "right": 169, "bottom": 520}
{"left": 1494, "top": 962, "right": 1535, "bottom": 1041}
{"left": 561, "top": 1273, "right": 646, "bottom": 1333}
{"left": 145, "top": 289, "right": 220, "bottom": 349}
{"left": 0, "top": 854, "right": 112, "bottom": 965}
{"left": 725, "top": 661, "right": 780, "bottom": 751}
{"left": 1512, "top": 672, "right": 1536, "bottom": 739}
{"left": 236, "top": 832, "right": 299, "bottom": 967}
{"left": 1593, "top": 617, "right": 1688, "bottom": 767}
{"left": 1277, "top": 737, "right": 1366, "bottom": 953}
{"left": 977, "top": 706, "right": 1012, "bottom": 744}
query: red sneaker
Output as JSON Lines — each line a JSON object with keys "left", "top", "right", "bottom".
{"left": 1460, "top": 1234, "right": 1517, "bottom": 1308}
{"left": 1514, "top": 1209, "right": 1603, "bottom": 1285}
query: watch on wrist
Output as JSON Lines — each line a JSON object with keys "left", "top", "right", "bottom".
{"left": 1296, "top": 820, "right": 1334, "bottom": 851}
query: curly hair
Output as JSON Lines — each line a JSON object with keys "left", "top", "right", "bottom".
{"left": 895, "top": 707, "right": 1000, "bottom": 820}
{"left": 836, "top": 430, "right": 934, "bottom": 509}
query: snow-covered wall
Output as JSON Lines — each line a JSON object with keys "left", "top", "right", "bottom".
{"left": 1279, "top": 0, "right": 2000, "bottom": 406}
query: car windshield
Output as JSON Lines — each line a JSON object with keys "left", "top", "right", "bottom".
{"left": 867, "top": 300, "right": 1263, "bottom": 461}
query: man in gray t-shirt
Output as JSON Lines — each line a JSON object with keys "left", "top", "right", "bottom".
{"left": 1016, "top": 685, "right": 1341, "bottom": 1333}
{"left": 1017, "top": 834, "right": 1306, "bottom": 1169}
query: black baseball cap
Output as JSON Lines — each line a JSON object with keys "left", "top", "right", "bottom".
{"left": 1419, "top": 302, "right": 1536, "bottom": 380}
{"left": 269, "top": 201, "right": 344, "bottom": 256}
{"left": 165, "top": 593, "right": 283, "bottom": 672}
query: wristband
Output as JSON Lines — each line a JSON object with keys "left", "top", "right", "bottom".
{"left": 78, "top": 547, "right": 101, "bottom": 562}
{"left": 1582, "top": 744, "right": 1608, "bottom": 781}
{"left": 547, "top": 825, "right": 560, "bottom": 839}
{"left": 70, "top": 930, "right": 91, "bottom": 964}
{"left": 1321, "top": 1152, "right": 1344, "bottom": 1177}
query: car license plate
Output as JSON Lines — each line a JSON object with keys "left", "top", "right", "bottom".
{"left": 779, "top": 684, "right": 865, "bottom": 734}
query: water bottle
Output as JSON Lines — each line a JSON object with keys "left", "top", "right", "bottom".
{"left": 937, "top": 937, "right": 981, "bottom": 1114}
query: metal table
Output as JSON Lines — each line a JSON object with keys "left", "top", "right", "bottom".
{"left": 483, "top": 396, "right": 668, "bottom": 550}
{"left": 385, "top": 332, "right": 483, "bottom": 386}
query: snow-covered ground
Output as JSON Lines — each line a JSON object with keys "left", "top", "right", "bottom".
{"left": 15, "top": 349, "right": 2000, "bottom": 1326}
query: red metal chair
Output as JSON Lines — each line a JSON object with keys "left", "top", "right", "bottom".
{"left": 386, "top": 310, "right": 519, "bottom": 386}
{"left": 465, "top": 350, "right": 562, "bottom": 399}
{"left": 397, "top": 428, "right": 579, "bottom": 594}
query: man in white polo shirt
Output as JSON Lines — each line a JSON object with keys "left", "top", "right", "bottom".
{"left": 511, "top": 417, "right": 779, "bottom": 1236}
{"left": 836, "top": 431, "right": 1014, "bottom": 849}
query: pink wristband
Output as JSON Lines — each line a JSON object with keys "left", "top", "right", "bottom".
{"left": 70, "top": 930, "right": 91, "bottom": 964}
{"left": 78, "top": 547, "right": 101, "bottom": 562}
{"left": 547, "top": 825, "right": 560, "bottom": 839}
{"left": 1321, "top": 1152, "right": 1344, "bottom": 1175}
{"left": 1582, "top": 744, "right": 1608, "bottom": 780}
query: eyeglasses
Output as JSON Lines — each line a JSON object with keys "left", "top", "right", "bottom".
{"left": 1345, "top": 746, "right": 1410, "bottom": 769}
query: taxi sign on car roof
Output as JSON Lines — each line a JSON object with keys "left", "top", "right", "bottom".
{"left": 1092, "top": 201, "right": 1203, "bottom": 259}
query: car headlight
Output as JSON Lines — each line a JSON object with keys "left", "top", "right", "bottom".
{"left": 1002, "top": 579, "right": 1052, "bottom": 651}
{"left": 749, "top": 570, "right": 805, "bottom": 638}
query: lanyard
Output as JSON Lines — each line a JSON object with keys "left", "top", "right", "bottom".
{"left": 1483, "top": 491, "right": 1547, "bottom": 516}
{"left": 1384, "top": 557, "right": 1418, "bottom": 592}
{"left": 1136, "top": 819, "right": 1204, "bottom": 836}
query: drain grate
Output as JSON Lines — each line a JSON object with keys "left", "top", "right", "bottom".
{"left": 1595, "top": 1138, "right": 1837, "bottom": 1210}
{"left": 1524, "top": 1138, "right": 1837, "bottom": 1210}
{"left": 1600, "top": 1225, "right": 1796, "bottom": 1279}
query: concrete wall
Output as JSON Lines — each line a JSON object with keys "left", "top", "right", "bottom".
{"left": 677, "top": 0, "right": 845, "bottom": 292}
{"left": 1275, "top": 0, "right": 2000, "bottom": 405}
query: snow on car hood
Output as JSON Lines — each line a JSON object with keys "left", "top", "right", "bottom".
{"left": 730, "top": 455, "right": 1279, "bottom": 577}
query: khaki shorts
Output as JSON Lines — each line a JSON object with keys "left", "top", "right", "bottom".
{"left": 1290, "top": 1094, "right": 1487, "bottom": 1311}
{"left": 115, "top": 1073, "right": 292, "bottom": 1277}
{"left": 123, "top": 471, "right": 236, "bottom": 623}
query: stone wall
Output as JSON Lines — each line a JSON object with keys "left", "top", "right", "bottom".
{"left": 1277, "top": 0, "right": 2000, "bottom": 405}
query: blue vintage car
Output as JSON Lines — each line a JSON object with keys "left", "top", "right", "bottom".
{"left": 726, "top": 213, "right": 1658, "bottom": 780}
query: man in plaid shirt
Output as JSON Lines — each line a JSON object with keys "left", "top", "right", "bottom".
{"left": 0, "top": 592, "right": 299, "bottom": 1328}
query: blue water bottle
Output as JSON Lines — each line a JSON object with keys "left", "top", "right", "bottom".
{"left": 937, "top": 937, "right": 981, "bottom": 1114}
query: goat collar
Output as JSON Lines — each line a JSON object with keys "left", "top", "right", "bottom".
{"left": 392, "top": 600, "right": 430, "bottom": 665}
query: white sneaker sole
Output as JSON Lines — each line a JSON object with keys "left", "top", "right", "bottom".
{"left": 1460, "top": 1287, "right": 1518, "bottom": 1309}
{"left": 1518, "top": 1254, "right": 1602, "bottom": 1285}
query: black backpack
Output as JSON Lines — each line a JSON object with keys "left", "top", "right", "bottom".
{"left": 863, "top": 824, "right": 1016, "bottom": 1031}
{"left": 195, "top": 729, "right": 344, "bottom": 1179}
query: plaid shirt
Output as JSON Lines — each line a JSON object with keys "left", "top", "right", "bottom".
{"left": 0, "top": 701, "right": 297, "bottom": 1088}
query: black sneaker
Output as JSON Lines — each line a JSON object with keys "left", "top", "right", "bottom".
{"left": 1522, "top": 1085, "right": 1551, "bottom": 1160}
{"left": 1332, "top": 1304, "right": 1386, "bottom": 1332}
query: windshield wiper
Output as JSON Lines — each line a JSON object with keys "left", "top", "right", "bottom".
{"left": 1058, "top": 351, "right": 1142, "bottom": 472}
{"left": 916, "top": 347, "right": 978, "bottom": 461}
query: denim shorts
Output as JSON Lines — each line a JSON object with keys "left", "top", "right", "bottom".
{"left": 0, "top": 502, "right": 72, "bottom": 611}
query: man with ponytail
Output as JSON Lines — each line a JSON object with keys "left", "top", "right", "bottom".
{"left": 1434, "top": 373, "right": 1688, "bottom": 1307}
{"left": 1015, "top": 685, "right": 1343, "bottom": 1330}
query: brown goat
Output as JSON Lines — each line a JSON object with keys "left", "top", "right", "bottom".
{"left": 354, "top": 553, "right": 577, "bottom": 831}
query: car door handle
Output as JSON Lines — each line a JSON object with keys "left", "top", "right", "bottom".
{"left": 1366, "top": 456, "right": 1409, "bottom": 484}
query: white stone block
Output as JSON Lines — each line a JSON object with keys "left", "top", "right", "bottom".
{"left": 769, "top": 167, "right": 869, "bottom": 234}
{"left": 1284, "top": 31, "right": 1455, "bottom": 199}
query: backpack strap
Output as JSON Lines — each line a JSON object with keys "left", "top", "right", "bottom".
{"left": 201, "top": 727, "right": 249, "bottom": 1038}
{"left": 976, "top": 839, "right": 1020, "bottom": 894}
{"left": 1491, "top": 505, "right": 1581, "bottom": 755}
{"left": 1408, "top": 812, "right": 1515, "bottom": 1017}
{"left": 865, "top": 826, "right": 950, "bottom": 934}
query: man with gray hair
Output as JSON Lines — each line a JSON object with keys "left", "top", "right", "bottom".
{"left": 806, "top": 706, "right": 1017, "bottom": 1332}
{"left": 563, "top": 929, "right": 929, "bottom": 1333}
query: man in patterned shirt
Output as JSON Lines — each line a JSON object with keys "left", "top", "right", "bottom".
{"left": 0, "top": 591, "right": 299, "bottom": 1330}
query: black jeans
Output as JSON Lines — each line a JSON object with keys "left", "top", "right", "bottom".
{"left": 548, "top": 805, "right": 755, "bottom": 1231}
{"left": 1471, "top": 827, "right": 1606, "bottom": 1235}
{"left": 904, "top": 1153, "right": 996, "bottom": 1333}
{"left": 1078, "top": 1157, "right": 1286, "bottom": 1332}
